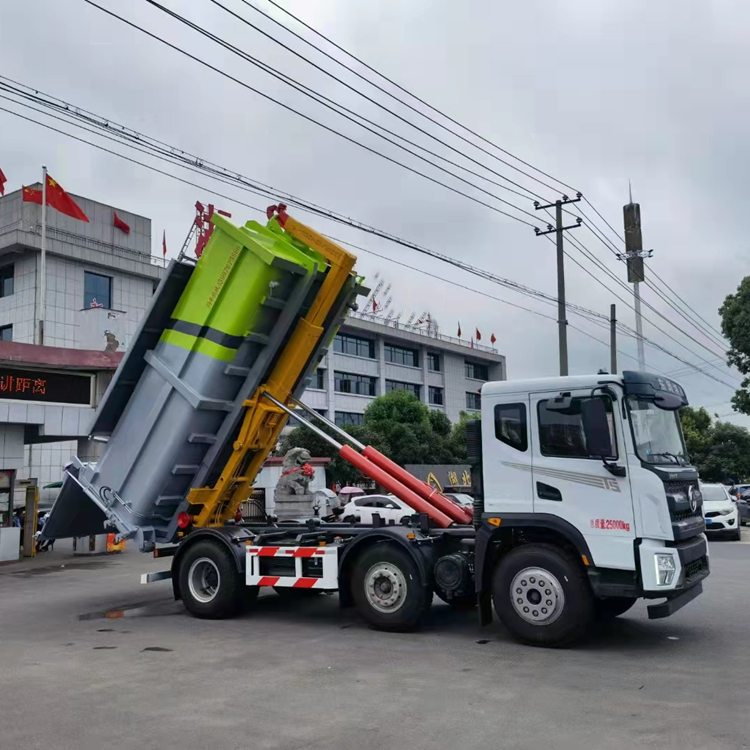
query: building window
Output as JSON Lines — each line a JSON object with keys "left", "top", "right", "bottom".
{"left": 537, "top": 396, "right": 617, "bottom": 459}
{"left": 465, "top": 360, "right": 489, "bottom": 381}
{"left": 84, "top": 271, "right": 112, "bottom": 309}
{"left": 466, "top": 391, "right": 481, "bottom": 410}
{"left": 312, "top": 368, "right": 326, "bottom": 390}
{"left": 0, "top": 325, "right": 12, "bottom": 342}
{"left": 385, "top": 343, "right": 419, "bottom": 367}
{"left": 334, "top": 371, "right": 376, "bottom": 396}
{"left": 386, "top": 380, "right": 420, "bottom": 398}
{"left": 428, "top": 386, "right": 443, "bottom": 405}
{"left": 335, "top": 411, "right": 364, "bottom": 427}
{"left": 494, "top": 403, "right": 527, "bottom": 452}
{"left": 334, "top": 333, "right": 375, "bottom": 359}
{"left": 0, "top": 265, "right": 14, "bottom": 298}
{"left": 427, "top": 352, "right": 441, "bottom": 372}
{"left": 315, "top": 409, "right": 327, "bottom": 418}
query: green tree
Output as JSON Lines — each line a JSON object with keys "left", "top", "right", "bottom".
{"left": 679, "top": 406, "right": 750, "bottom": 483}
{"left": 449, "top": 410, "right": 481, "bottom": 461}
{"left": 719, "top": 277, "right": 750, "bottom": 413}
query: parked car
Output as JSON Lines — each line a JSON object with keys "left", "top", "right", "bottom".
{"left": 340, "top": 494, "right": 412, "bottom": 525}
{"left": 702, "top": 483, "right": 741, "bottom": 540}
{"left": 444, "top": 493, "right": 474, "bottom": 508}
{"left": 737, "top": 491, "right": 750, "bottom": 527}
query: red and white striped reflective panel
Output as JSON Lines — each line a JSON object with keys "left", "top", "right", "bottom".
{"left": 245, "top": 545, "right": 339, "bottom": 589}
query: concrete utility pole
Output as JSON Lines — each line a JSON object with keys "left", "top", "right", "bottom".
{"left": 610, "top": 303, "right": 617, "bottom": 375}
{"left": 621, "top": 185, "right": 652, "bottom": 372}
{"left": 534, "top": 194, "right": 583, "bottom": 376}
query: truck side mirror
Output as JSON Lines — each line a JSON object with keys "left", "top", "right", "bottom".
{"left": 581, "top": 398, "right": 613, "bottom": 458}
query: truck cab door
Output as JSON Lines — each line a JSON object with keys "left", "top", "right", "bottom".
{"left": 530, "top": 389, "right": 636, "bottom": 571}
{"left": 482, "top": 397, "right": 534, "bottom": 514}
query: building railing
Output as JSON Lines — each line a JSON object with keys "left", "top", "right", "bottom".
{"left": 348, "top": 310, "right": 498, "bottom": 354}
{"left": 0, "top": 219, "right": 167, "bottom": 269}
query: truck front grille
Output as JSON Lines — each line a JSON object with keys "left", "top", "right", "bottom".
{"left": 684, "top": 555, "right": 709, "bottom": 585}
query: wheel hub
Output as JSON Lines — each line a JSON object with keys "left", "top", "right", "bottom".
{"left": 510, "top": 566, "right": 564, "bottom": 625}
{"left": 187, "top": 557, "right": 221, "bottom": 604}
{"left": 364, "top": 562, "right": 407, "bottom": 613}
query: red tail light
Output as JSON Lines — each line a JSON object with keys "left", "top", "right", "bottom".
{"left": 176, "top": 511, "right": 191, "bottom": 529}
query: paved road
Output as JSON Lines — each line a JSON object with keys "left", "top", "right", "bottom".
{"left": 1, "top": 533, "right": 749, "bottom": 750}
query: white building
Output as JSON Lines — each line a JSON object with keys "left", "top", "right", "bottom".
{"left": 0, "top": 185, "right": 164, "bottom": 507}
{"left": 300, "top": 310, "right": 506, "bottom": 426}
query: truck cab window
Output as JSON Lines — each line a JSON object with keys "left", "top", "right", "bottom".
{"left": 538, "top": 396, "right": 617, "bottom": 459}
{"left": 494, "top": 403, "right": 528, "bottom": 452}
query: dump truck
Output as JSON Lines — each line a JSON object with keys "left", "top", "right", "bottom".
{"left": 44, "top": 206, "right": 709, "bottom": 646}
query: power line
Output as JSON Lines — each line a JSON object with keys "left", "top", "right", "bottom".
{"left": 84, "top": 0, "right": 544, "bottom": 231}
{"left": 576, "top": 198, "right": 730, "bottom": 348}
{"left": 198, "top": 0, "right": 551, "bottom": 203}
{"left": 261, "top": 0, "right": 578, "bottom": 194}
{"left": 0, "top": 95, "right": 736, "bottom": 390}
{"left": 218, "top": 0, "right": 730, "bottom": 362}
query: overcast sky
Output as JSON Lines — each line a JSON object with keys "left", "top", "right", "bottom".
{"left": 1, "top": 0, "right": 748, "bottom": 421}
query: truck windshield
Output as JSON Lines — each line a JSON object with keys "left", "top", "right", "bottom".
{"left": 627, "top": 396, "right": 687, "bottom": 465}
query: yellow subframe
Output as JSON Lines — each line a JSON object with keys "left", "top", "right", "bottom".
{"left": 187, "top": 215, "right": 356, "bottom": 528}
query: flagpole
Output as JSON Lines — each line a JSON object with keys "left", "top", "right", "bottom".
{"left": 39, "top": 166, "right": 47, "bottom": 345}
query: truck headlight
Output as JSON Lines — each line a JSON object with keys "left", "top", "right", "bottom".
{"left": 655, "top": 554, "right": 676, "bottom": 586}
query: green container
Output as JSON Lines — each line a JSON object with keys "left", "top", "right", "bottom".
{"left": 162, "top": 214, "right": 318, "bottom": 362}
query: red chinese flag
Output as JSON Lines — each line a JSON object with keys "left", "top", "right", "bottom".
{"left": 0, "top": 166, "right": 6, "bottom": 196}
{"left": 113, "top": 211, "right": 130, "bottom": 234}
{"left": 22, "top": 185, "right": 42, "bottom": 205}
{"left": 457, "top": 322, "right": 462, "bottom": 338}
{"left": 163, "top": 230, "right": 167, "bottom": 257}
{"left": 476, "top": 328, "right": 482, "bottom": 341}
{"left": 372, "top": 299, "right": 378, "bottom": 312}
{"left": 45, "top": 174, "right": 89, "bottom": 222}
{"left": 490, "top": 333, "right": 497, "bottom": 344}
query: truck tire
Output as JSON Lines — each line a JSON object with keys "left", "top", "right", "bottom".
{"left": 492, "top": 543, "right": 594, "bottom": 647}
{"left": 351, "top": 543, "right": 431, "bottom": 632}
{"left": 178, "top": 540, "right": 248, "bottom": 619}
{"left": 595, "top": 597, "right": 636, "bottom": 620}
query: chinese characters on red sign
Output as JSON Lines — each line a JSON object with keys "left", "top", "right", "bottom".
{"left": 0, "top": 375, "right": 46, "bottom": 395}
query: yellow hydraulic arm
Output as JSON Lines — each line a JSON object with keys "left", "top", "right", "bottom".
{"left": 186, "top": 209, "right": 357, "bottom": 527}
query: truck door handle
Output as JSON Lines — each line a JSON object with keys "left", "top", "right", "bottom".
{"left": 537, "top": 482, "right": 562, "bottom": 501}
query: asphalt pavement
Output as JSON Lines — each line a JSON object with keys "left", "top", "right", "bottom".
{"left": 1, "top": 532, "right": 749, "bottom": 750}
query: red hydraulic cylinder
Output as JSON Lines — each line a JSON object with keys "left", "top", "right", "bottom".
{"left": 362, "top": 446, "right": 473, "bottom": 525}
{"left": 339, "top": 445, "right": 453, "bottom": 528}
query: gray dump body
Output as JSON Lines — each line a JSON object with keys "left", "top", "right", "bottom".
{"left": 43, "top": 217, "right": 362, "bottom": 549}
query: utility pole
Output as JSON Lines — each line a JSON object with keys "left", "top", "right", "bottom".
{"left": 620, "top": 185, "right": 652, "bottom": 372}
{"left": 610, "top": 304, "right": 617, "bottom": 375}
{"left": 534, "top": 193, "right": 582, "bottom": 376}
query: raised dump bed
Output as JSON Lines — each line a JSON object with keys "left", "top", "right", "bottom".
{"left": 44, "top": 212, "right": 363, "bottom": 549}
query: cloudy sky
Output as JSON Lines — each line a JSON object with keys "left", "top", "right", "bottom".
{"left": 1, "top": 0, "right": 747, "bottom": 421}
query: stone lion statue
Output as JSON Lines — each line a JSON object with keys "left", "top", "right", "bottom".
{"left": 276, "top": 447, "right": 315, "bottom": 496}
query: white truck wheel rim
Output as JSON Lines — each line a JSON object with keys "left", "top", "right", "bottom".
{"left": 510, "top": 567, "right": 565, "bottom": 625}
{"left": 365, "top": 562, "right": 407, "bottom": 614}
{"left": 188, "top": 557, "right": 221, "bottom": 604}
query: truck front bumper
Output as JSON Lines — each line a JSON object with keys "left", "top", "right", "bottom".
{"left": 640, "top": 534, "right": 709, "bottom": 618}
{"left": 647, "top": 581, "right": 703, "bottom": 619}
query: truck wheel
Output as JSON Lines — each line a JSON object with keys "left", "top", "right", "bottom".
{"left": 351, "top": 543, "right": 431, "bottom": 632}
{"left": 178, "top": 540, "right": 246, "bottom": 619}
{"left": 595, "top": 597, "right": 636, "bottom": 620}
{"left": 492, "top": 544, "right": 594, "bottom": 647}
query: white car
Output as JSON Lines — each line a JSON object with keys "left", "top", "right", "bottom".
{"left": 340, "top": 494, "right": 413, "bottom": 525}
{"left": 445, "top": 493, "right": 474, "bottom": 508}
{"left": 701, "top": 483, "right": 741, "bottom": 540}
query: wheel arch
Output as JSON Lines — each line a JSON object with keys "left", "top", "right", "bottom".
{"left": 171, "top": 527, "right": 249, "bottom": 601}
{"left": 337, "top": 528, "right": 435, "bottom": 608}
{"left": 474, "top": 514, "right": 594, "bottom": 625}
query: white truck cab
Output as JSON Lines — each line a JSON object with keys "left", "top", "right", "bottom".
{"left": 475, "top": 370, "right": 708, "bottom": 623}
